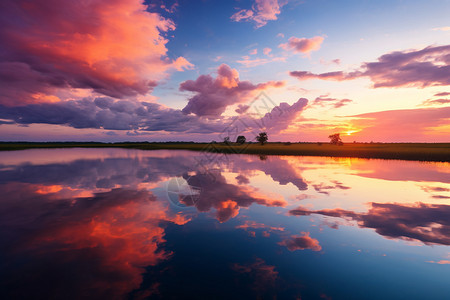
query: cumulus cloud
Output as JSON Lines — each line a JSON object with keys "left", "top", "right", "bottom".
{"left": 278, "top": 232, "right": 322, "bottom": 251}
{"left": 290, "top": 45, "right": 450, "bottom": 88}
{"left": 258, "top": 97, "right": 309, "bottom": 133}
{"left": 180, "top": 64, "right": 284, "bottom": 117}
{"left": 289, "top": 202, "right": 450, "bottom": 246}
{"left": 279, "top": 36, "right": 325, "bottom": 54}
{"left": 0, "top": 0, "right": 192, "bottom": 106}
{"left": 231, "top": 0, "right": 284, "bottom": 28}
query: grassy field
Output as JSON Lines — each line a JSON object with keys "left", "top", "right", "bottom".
{"left": 1, "top": 142, "right": 449, "bottom": 162}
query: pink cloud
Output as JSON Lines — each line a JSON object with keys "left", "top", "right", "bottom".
{"left": 180, "top": 64, "right": 284, "bottom": 117}
{"left": 263, "top": 47, "right": 272, "bottom": 56}
{"left": 231, "top": 0, "right": 284, "bottom": 28}
{"left": 0, "top": 0, "right": 192, "bottom": 106}
{"left": 278, "top": 232, "right": 322, "bottom": 251}
{"left": 290, "top": 45, "right": 450, "bottom": 88}
{"left": 250, "top": 49, "right": 258, "bottom": 55}
{"left": 237, "top": 56, "right": 287, "bottom": 68}
{"left": 427, "top": 260, "right": 450, "bottom": 264}
{"left": 279, "top": 36, "right": 325, "bottom": 54}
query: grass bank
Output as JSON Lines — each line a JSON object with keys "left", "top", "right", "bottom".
{"left": 1, "top": 142, "right": 449, "bottom": 162}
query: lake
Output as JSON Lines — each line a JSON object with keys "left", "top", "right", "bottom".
{"left": 0, "top": 148, "right": 449, "bottom": 299}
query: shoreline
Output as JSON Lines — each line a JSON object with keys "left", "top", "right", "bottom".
{"left": 1, "top": 142, "right": 449, "bottom": 162}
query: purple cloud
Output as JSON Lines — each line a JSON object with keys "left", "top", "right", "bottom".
{"left": 290, "top": 202, "right": 450, "bottom": 246}
{"left": 311, "top": 96, "right": 353, "bottom": 109}
{"left": 290, "top": 45, "right": 450, "bottom": 88}
{"left": 0, "top": 98, "right": 225, "bottom": 133}
{"left": 231, "top": 0, "right": 284, "bottom": 28}
{"left": 180, "top": 64, "right": 284, "bottom": 117}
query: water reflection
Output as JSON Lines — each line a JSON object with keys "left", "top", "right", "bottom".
{"left": 0, "top": 149, "right": 449, "bottom": 299}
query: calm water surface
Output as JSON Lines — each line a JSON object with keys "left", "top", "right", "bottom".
{"left": 0, "top": 148, "right": 449, "bottom": 299}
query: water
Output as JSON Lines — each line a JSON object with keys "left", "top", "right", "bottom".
{"left": 0, "top": 148, "right": 449, "bottom": 299}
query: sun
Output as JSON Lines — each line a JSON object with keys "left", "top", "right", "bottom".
{"left": 345, "top": 130, "right": 358, "bottom": 136}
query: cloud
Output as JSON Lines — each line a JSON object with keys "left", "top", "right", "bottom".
{"left": 311, "top": 96, "right": 353, "bottom": 109}
{"left": 232, "top": 258, "right": 278, "bottom": 291}
{"left": 231, "top": 0, "right": 284, "bottom": 28}
{"left": 279, "top": 36, "right": 325, "bottom": 54}
{"left": 236, "top": 174, "right": 250, "bottom": 184}
{"left": 421, "top": 92, "right": 450, "bottom": 106}
{"left": 237, "top": 56, "right": 287, "bottom": 68}
{"left": 289, "top": 202, "right": 450, "bottom": 246}
{"left": 320, "top": 58, "right": 341, "bottom": 65}
{"left": 421, "top": 98, "right": 450, "bottom": 106}
{"left": 432, "top": 27, "right": 450, "bottom": 31}
{"left": 0, "top": 97, "right": 225, "bottom": 133}
{"left": 278, "top": 232, "right": 322, "bottom": 251}
{"left": 180, "top": 64, "right": 284, "bottom": 117}
{"left": 250, "top": 49, "right": 258, "bottom": 55}
{"left": 0, "top": 0, "right": 192, "bottom": 106}
{"left": 290, "top": 45, "right": 450, "bottom": 88}
{"left": 0, "top": 185, "right": 189, "bottom": 298}
{"left": 235, "top": 104, "right": 250, "bottom": 114}
{"left": 427, "top": 260, "right": 450, "bottom": 264}
{"left": 263, "top": 48, "right": 272, "bottom": 56}
{"left": 312, "top": 180, "right": 351, "bottom": 195}
{"left": 180, "top": 170, "right": 286, "bottom": 222}
{"left": 236, "top": 220, "right": 285, "bottom": 232}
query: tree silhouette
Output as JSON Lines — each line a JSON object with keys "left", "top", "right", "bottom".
{"left": 236, "top": 135, "right": 246, "bottom": 144}
{"left": 223, "top": 136, "right": 230, "bottom": 144}
{"left": 328, "top": 133, "right": 343, "bottom": 145}
{"left": 256, "top": 132, "right": 268, "bottom": 145}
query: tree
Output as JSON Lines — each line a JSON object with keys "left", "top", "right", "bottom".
{"left": 236, "top": 135, "right": 246, "bottom": 144}
{"left": 328, "top": 133, "right": 343, "bottom": 145}
{"left": 256, "top": 132, "right": 268, "bottom": 145}
{"left": 223, "top": 136, "right": 230, "bottom": 144}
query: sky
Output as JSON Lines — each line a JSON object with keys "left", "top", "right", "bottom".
{"left": 0, "top": 0, "right": 449, "bottom": 142}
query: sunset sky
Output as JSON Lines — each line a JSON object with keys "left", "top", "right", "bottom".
{"left": 0, "top": 0, "right": 449, "bottom": 142}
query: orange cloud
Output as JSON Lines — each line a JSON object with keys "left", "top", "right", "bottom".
{"left": 1, "top": 185, "right": 190, "bottom": 298}
{"left": 279, "top": 36, "right": 325, "bottom": 54}
{"left": 0, "top": 0, "right": 192, "bottom": 106}
{"left": 278, "top": 232, "right": 322, "bottom": 251}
